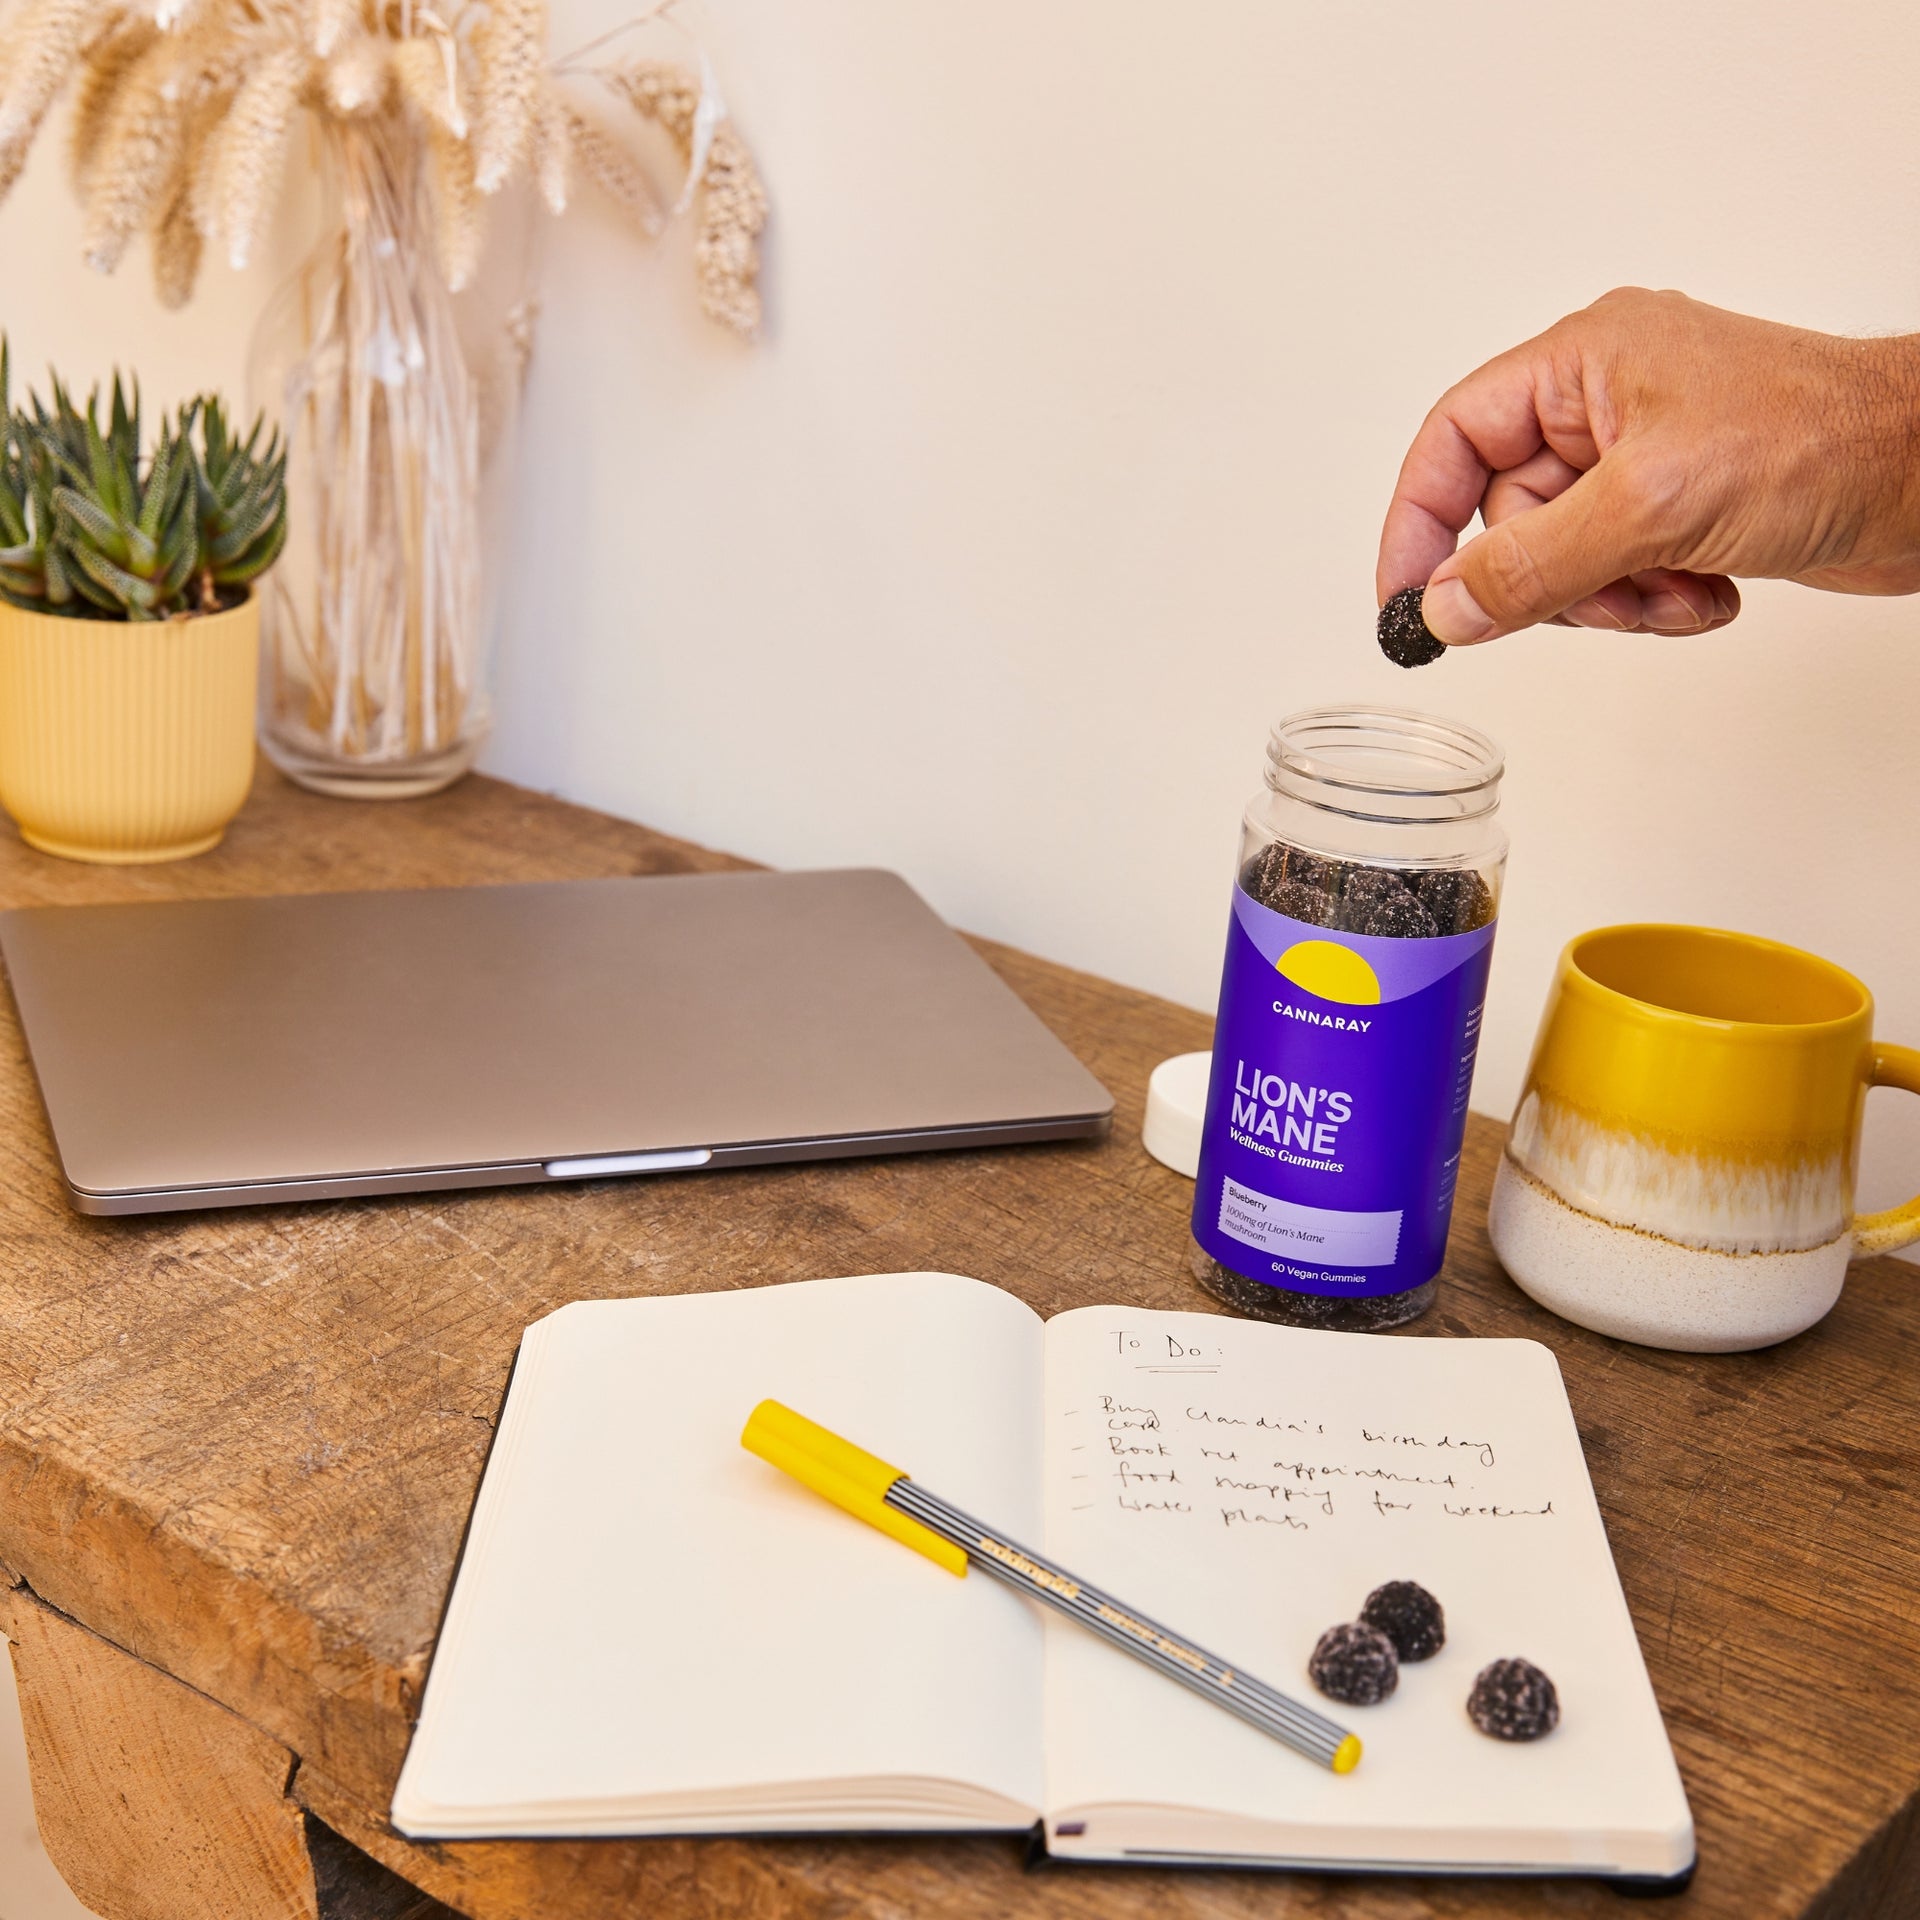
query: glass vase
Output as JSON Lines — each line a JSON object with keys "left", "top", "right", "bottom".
{"left": 249, "top": 115, "right": 534, "bottom": 798}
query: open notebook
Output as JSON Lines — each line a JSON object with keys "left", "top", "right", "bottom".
{"left": 393, "top": 1273, "right": 1694, "bottom": 1881}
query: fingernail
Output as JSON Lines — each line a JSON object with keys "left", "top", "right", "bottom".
{"left": 1563, "top": 597, "right": 1629, "bottom": 630}
{"left": 1639, "top": 590, "right": 1710, "bottom": 634}
{"left": 1420, "top": 576, "right": 1494, "bottom": 644}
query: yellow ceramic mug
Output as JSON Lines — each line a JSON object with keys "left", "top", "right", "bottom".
{"left": 1487, "top": 925, "right": 1920, "bottom": 1352}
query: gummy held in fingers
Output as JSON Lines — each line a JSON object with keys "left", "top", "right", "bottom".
{"left": 1377, "top": 586, "right": 1447, "bottom": 668}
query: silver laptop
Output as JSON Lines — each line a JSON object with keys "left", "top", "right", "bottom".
{"left": 0, "top": 869, "right": 1112, "bottom": 1215}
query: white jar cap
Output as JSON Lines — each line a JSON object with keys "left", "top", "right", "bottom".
{"left": 1142, "top": 1050, "right": 1212, "bottom": 1178}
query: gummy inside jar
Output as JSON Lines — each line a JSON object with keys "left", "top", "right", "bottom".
{"left": 1239, "top": 840, "right": 1495, "bottom": 940}
{"left": 1193, "top": 837, "right": 1494, "bottom": 1332}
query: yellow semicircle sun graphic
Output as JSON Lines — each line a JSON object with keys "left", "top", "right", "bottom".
{"left": 1276, "top": 939, "right": 1381, "bottom": 1006}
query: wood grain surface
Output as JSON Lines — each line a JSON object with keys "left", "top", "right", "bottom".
{"left": 1, "top": 1583, "right": 316, "bottom": 1920}
{"left": 0, "top": 765, "right": 1915, "bottom": 1920}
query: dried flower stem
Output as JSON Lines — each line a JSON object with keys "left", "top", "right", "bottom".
{"left": 423, "top": 116, "right": 480, "bottom": 287}
{"left": 0, "top": 0, "right": 99, "bottom": 157}
{"left": 470, "top": 0, "right": 539, "bottom": 192}
{"left": 311, "top": 0, "right": 359, "bottom": 61}
{"left": 0, "top": 0, "right": 767, "bottom": 336}
{"left": 151, "top": 164, "right": 202, "bottom": 307}
{"left": 206, "top": 42, "right": 305, "bottom": 269}
{"left": 561, "top": 99, "right": 661, "bottom": 234}
{"left": 601, "top": 58, "right": 765, "bottom": 335}
{"left": 68, "top": 16, "right": 153, "bottom": 194}
{"left": 529, "top": 74, "right": 569, "bottom": 212}
{"left": 268, "top": 114, "right": 478, "bottom": 764}
{"left": 324, "top": 33, "right": 391, "bottom": 117}
{"left": 79, "top": 34, "right": 186, "bottom": 270}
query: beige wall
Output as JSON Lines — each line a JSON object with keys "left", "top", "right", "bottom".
{"left": 0, "top": 139, "right": 298, "bottom": 421}
{"left": 3, "top": 0, "right": 1918, "bottom": 1231}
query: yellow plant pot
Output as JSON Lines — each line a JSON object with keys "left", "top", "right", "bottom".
{"left": 0, "top": 594, "right": 259, "bottom": 863}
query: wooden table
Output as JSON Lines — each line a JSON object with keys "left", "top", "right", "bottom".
{"left": 0, "top": 769, "right": 1915, "bottom": 1920}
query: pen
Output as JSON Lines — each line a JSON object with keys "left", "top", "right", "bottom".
{"left": 741, "top": 1399, "right": 1361, "bottom": 1775}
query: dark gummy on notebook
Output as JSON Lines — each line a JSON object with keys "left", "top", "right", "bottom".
{"left": 1468, "top": 1658, "right": 1561, "bottom": 1741}
{"left": 1309, "top": 1621, "right": 1400, "bottom": 1706}
{"left": 1360, "top": 1580, "right": 1446, "bottom": 1662}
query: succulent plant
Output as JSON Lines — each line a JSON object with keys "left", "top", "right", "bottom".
{"left": 42, "top": 378, "right": 200, "bottom": 621}
{"left": 0, "top": 341, "right": 71, "bottom": 612}
{"left": 0, "top": 339, "right": 287, "bottom": 622}
{"left": 190, "top": 398, "right": 287, "bottom": 614}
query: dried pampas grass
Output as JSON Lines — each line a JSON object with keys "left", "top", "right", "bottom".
{"left": 392, "top": 35, "right": 464, "bottom": 139}
{"left": 561, "top": 101, "right": 661, "bottom": 236}
{"left": 529, "top": 78, "right": 569, "bottom": 214}
{"left": 69, "top": 18, "right": 154, "bottom": 195}
{"left": 0, "top": 0, "right": 772, "bottom": 800}
{"left": 0, "top": 0, "right": 96, "bottom": 155}
{"left": 325, "top": 33, "right": 391, "bottom": 117}
{"left": 471, "top": 0, "right": 540, "bottom": 193}
{"left": 601, "top": 58, "right": 766, "bottom": 336}
{"left": 77, "top": 36, "right": 184, "bottom": 271}
{"left": 205, "top": 42, "right": 305, "bottom": 269}
{"left": 310, "top": 0, "right": 359, "bottom": 62}
{"left": 150, "top": 164, "right": 201, "bottom": 307}
{"left": 424, "top": 117, "right": 481, "bottom": 288}
{"left": 0, "top": 0, "right": 768, "bottom": 330}
{"left": 691, "top": 125, "right": 766, "bottom": 337}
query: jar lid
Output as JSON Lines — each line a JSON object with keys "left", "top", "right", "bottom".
{"left": 1142, "top": 1051, "right": 1212, "bottom": 1178}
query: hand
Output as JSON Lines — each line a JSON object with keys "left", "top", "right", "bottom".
{"left": 1377, "top": 288, "right": 1920, "bottom": 644}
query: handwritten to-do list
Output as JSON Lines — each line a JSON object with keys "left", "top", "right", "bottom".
{"left": 1033, "top": 1300, "right": 1688, "bottom": 1866}
{"left": 1035, "top": 1301, "right": 1632, "bottom": 1831}
{"left": 1051, "top": 1317, "right": 1559, "bottom": 1541}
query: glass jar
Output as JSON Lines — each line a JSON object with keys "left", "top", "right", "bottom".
{"left": 248, "top": 115, "right": 537, "bottom": 798}
{"left": 1189, "top": 706, "right": 1508, "bottom": 1330}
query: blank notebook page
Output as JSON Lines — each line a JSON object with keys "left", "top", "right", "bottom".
{"left": 393, "top": 1273, "right": 1047, "bottom": 1835}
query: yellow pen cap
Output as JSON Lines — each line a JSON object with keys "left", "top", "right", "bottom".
{"left": 740, "top": 1399, "right": 968, "bottom": 1578}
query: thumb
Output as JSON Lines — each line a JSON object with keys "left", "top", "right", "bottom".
{"left": 1421, "top": 453, "right": 1664, "bottom": 644}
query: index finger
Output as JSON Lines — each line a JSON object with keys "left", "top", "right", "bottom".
{"left": 1375, "top": 335, "right": 1592, "bottom": 602}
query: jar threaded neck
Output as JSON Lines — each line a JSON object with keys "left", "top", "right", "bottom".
{"left": 1265, "top": 706, "right": 1503, "bottom": 827}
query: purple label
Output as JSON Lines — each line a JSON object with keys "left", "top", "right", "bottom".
{"left": 1190, "top": 887, "right": 1496, "bottom": 1299}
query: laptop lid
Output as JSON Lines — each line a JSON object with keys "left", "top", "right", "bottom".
{"left": 0, "top": 869, "right": 1113, "bottom": 1214}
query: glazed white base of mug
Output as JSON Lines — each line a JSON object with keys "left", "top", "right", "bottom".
{"left": 1487, "top": 1154, "right": 1849, "bottom": 1353}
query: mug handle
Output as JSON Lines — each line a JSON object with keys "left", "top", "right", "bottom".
{"left": 1855, "top": 1043, "right": 1920, "bottom": 1257}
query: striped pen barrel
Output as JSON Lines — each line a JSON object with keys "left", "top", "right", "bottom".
{"left": 741, "top": 1399, "right": 1360, "bottom": 1776}
{"left": 886, "top": 1477, "right": 1357, "bottom": 1772}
